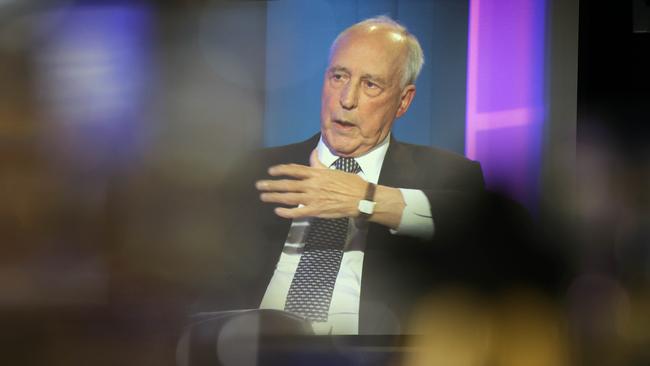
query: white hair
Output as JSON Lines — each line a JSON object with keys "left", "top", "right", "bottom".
{"left": 329, "top": 15, "right": 425, "bottom": 88}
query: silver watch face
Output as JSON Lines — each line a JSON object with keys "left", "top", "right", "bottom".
{"left": 358, "top": 200, "right": 376, "bottom": 214}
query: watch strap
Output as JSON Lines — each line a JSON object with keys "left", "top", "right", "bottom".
{"left": 364, "top": 182, "right": 376, "bottom": 202}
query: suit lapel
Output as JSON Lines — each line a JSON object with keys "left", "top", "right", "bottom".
{"left": 297, "top": 133, "right": 320, "bottom": 165}
{"left": 378, "top": 136, "right": 419, "bottom": 188}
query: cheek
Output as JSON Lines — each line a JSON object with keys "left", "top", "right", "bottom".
{"left": 359, "top": 105, "right": 391, "bottom": 133}
{"left": 321, "top": 87, "right": 337, "bottom": 107}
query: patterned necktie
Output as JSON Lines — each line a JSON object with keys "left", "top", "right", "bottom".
{"left": 284, "top": 157, "right": 362, "bottom": 322}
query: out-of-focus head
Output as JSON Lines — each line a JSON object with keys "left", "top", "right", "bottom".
{"left": 320, "top": 16, "right": 425, "bottom": 157}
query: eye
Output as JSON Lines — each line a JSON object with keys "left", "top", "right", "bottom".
{"left": 362, "top": 80, "right": 383, "bottom": 96}
{"left": 364, "top": 80, "right": 378, "bottom": 89}
{"left": 329, "top": 72, "right": 348, "bottom": 85}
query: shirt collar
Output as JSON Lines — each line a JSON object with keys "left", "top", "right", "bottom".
{"left": 316, "top": 134, "right": 390, "bottom": 184}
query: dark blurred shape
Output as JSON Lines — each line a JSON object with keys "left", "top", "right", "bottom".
{"left": 425, "top": 191, "right": 570, "bottom": 298}
{"left": 576, "top": 0, "right": 650, "bottom": 364}
{"left": 633, "top": 0, "right": 650, "bottom": 33}
{"left": 177, "top": 309, "right": 313, "bottom": 366}
{"left": 1, "top": 0, "right": 266, "bottom": 364}
{"left": 1, "top": 1, "right": 151, "bottom": 308}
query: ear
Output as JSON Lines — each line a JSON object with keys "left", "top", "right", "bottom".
{"left": 395, "top": 85, "right": 416, "bottom": 119}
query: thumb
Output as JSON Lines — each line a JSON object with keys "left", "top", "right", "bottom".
{"left": 310, "top": 148, "right": 327, "bottom": 169}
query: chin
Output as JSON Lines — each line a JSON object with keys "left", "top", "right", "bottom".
{"left": 323, "top": 131, "right": 358, "bottom": 156}
{"left": 329, "top": 142, "right": 355, "bottom": 156}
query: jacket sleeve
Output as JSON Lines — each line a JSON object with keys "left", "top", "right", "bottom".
{"left": 420, "top": 160, "right": 486, "bottom": 243}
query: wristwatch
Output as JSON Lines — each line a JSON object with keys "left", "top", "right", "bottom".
{"left": 358, "top": 182, "right": 377, "bottom": 218}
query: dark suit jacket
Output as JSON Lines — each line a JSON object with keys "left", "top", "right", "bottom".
{"left": 209, "top": 133, "right": 490, "bottom": 334}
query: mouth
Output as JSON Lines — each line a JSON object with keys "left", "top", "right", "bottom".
{"left": 332, "top": 118, "right": 355, "bottom": 129}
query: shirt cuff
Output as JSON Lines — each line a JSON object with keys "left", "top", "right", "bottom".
{"left": 389, "top": 189, "right": 434, "bottom": 239}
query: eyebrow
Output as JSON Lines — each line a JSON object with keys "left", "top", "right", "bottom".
{"left": 361, "top": 73, "right": 388, "bottom": 86}
{"left": 328, "top": 66, "right": 388, "bottom": 86}
{"left": 328, "top": 66, "right": 350, "bottom": 74}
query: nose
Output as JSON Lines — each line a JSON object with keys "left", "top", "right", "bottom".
{"left": 339, "top": 82, "right": 359, "bottom": 110}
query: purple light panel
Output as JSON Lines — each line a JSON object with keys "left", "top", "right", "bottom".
{"left": 466, "top": 0, "right": 546, "bottom": 210}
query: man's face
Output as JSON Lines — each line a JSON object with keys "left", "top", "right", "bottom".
{"left": 320, "top": 27, "right": 416, "bottom": 157}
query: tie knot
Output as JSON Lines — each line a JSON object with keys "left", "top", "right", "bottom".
{"left": 333, "top": 157, "right": 361, "bottom": 174}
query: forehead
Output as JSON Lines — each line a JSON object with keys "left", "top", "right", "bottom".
{"left": 328, "top": 28, "right": 406, "bottom": 82}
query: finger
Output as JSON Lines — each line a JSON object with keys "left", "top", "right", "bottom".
{"left": 260, "top": 192, "right": 306, "bottom": 206}
{"left": 274, "top": 206, "right": 347, "bottom": 219}
{"left": 255, "top": 179, "right": 303, "bottom": 192}
{"left": 268, "top": 164, "right": 313, "bottom": 178}
{"left": 274, "top": 206, "right": 312, "bottom": 219}
{"left": 310, "top": 149, "right": 327, "bottom": 169}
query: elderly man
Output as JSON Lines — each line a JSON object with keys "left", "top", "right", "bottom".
{"left": 215, "top": 16, "right": 485, "bottom": 335}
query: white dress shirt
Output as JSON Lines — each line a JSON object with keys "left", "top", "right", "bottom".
{"left": 259, "top": 135, "right": 433, "bottom": 334}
